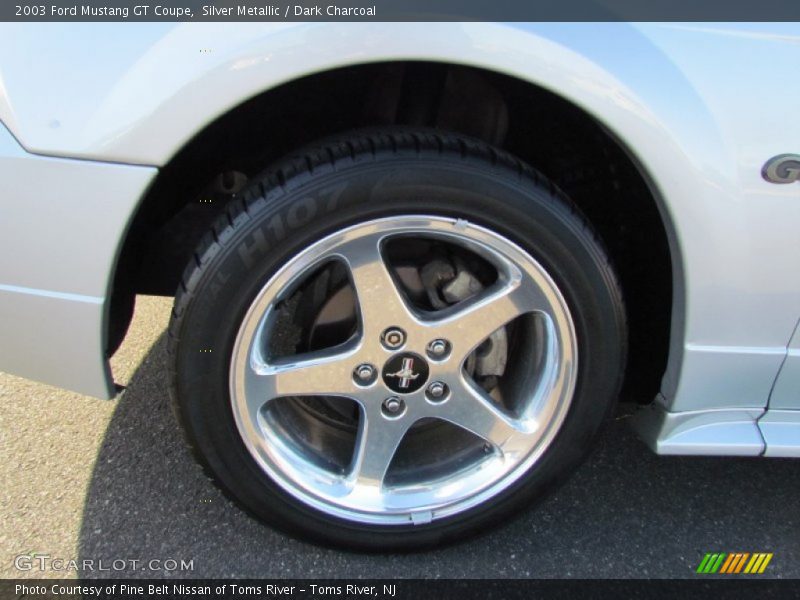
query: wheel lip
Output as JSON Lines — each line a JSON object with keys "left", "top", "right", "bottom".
{"left": 229, "top": 215, "right": 578, "bottom": 526}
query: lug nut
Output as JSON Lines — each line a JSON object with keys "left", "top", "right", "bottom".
{"left": 382, "top": 327, "right": 406, "bottom": 350}
{"left": 426, "top": 381, "right": 449, "bottom": 402}
{"left": 353, "top": 363, "right": 376, "bottom": 385}
{"left": 382, "top": 396, "right": 405, "bottom": 417}
{"left": 427, "top": 339, "right": 451, "bottom": 359}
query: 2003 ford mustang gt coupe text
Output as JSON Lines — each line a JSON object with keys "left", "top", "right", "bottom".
{"left": 0, "top": 23, "right": 798, "bottom": 549}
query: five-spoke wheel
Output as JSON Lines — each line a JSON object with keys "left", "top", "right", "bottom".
{"left": 230, "top": 217, "right": 577, "bottom": 523}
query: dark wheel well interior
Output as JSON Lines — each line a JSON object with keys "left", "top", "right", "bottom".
{"left": 108, "top": 61, "right": 673, "bottom": 404}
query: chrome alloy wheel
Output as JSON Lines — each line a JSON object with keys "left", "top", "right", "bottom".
{"left": 230, "top": 216, "right": 578, "bottom": 525}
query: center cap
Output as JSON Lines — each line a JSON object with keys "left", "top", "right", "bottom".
{"left": 382, "top": 352, "right": 429, "bottom": 394}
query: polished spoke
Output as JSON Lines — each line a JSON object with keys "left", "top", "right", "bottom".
{"left": 429, "top": 276, "right": 547, "bottom": 361}
{"left": 438, "top": 378, "right": 525, "bottom": 450}
{"left": 336, "top": 234, "right": 414, "bottom": 337}
{"left": 348, "top": 405, "right": 410, "bottom": 491}
{"left": 246, "top": 346, "right": 357, "bottom": 413}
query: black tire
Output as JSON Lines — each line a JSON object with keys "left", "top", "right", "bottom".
{"left": 168, "top": 129, "right": 627, "bottom": 551}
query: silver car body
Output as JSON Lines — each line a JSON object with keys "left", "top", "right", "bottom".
{"left": 0, "top": 22, "right": 798, "bottom": 456}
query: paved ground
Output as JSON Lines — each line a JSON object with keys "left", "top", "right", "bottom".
{"left": 1, "top": 295, "right": 798, "bottom": 579}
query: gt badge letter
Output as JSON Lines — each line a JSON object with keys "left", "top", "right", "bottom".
{"left": 762, "top": 154, "right": 800, "bottom": 184}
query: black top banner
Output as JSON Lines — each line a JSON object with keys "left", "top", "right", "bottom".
{"left": 5, "top": 0, "right": 800, "bottom": 22}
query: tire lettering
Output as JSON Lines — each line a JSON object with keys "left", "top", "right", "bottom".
{"left": 235, "top": 182, "right": 349, "bottom": 269}
{"left": 206, "top": 269, "right": 230, "bottom": 300}
{"left": 264, "top": 213, "right": 286, "bottom": 241}
{"left": 236, "top": 228, "right": 269, "bottom": 270}
{"left": 287, "top": 197, "right": 317, "bottom": 228}
{"left": 318, "top": 181, "right": 348, "bottom": 212}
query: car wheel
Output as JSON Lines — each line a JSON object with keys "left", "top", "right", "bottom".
{"left": 168, "top": 129, "right": 627, "bottom": 550}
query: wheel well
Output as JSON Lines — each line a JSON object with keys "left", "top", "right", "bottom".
{"left": 109, "top": 61, "right": 673, "bottom": 404}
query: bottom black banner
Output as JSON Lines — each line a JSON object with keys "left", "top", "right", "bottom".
{"left": 2, "top": 579, "right": 799, "bottom": 600}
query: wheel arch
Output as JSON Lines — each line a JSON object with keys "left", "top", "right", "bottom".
{"left": 106, "top": 46, "right": 686, "bottom": 406}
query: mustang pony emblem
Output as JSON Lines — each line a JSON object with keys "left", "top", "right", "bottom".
{"left": 385, "top": 358, "right": 419, "bottom": 389}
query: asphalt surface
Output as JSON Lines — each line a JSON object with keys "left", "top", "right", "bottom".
{"left": 1, "top": 295, "right": 798, "bottom": 580}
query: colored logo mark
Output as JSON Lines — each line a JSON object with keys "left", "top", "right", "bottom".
{"left": 696, "top": 552, "right": 773, "bottom": 574}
